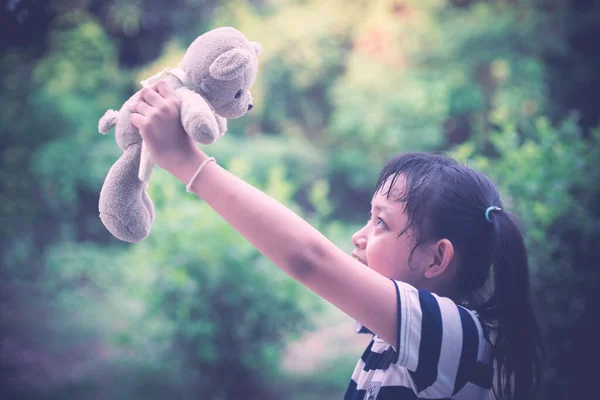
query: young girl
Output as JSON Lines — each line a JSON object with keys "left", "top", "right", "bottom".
{"left": 129, "top": 81, "right": 543, "bottom": 400}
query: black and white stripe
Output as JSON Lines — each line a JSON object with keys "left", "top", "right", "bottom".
{"left": 344, "top": 280, "right": 493, "bottom": 400}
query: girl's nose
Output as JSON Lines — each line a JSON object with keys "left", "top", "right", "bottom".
{"left": 352, "top": 228, "right": 367, "bottom": 249}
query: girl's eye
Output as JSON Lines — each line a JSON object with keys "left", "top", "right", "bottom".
{"left": 368, "top": 212, "right": 386, "bottom": 228}
{"left": 235, "top": 89, "right": 243, "bottom": 99}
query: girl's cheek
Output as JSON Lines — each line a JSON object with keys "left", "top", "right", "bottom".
{"left": 366, "top": 240, "right": 379, "bottom": 261}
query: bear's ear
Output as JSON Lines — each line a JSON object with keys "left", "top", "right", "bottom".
{"left": 209, "top": 48, "right": 253, "bottom": 81}
{"left": 251, "top": 42, "right": 261, "bottom": 56}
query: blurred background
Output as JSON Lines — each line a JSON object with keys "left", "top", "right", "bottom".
{"left": 1, "top": 0, "right": 599, "bottom": 399}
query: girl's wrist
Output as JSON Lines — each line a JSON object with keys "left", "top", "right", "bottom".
{"left": 172, "top": 149, "right": 209, "bottom": 185}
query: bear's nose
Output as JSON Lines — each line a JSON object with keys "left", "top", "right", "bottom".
{"left": 248, "top": 103, "right": 253, "bottom": 111}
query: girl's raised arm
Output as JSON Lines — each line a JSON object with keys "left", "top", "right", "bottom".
{"left": 129, "top": 82, "right": 398, "bottom": 346}
{"left": 181, "top": 151, "right": 398, "bottom": 346}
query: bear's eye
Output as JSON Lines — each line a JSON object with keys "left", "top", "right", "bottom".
{"left": 234, "top": 89, "right": 242, "bottom": 99}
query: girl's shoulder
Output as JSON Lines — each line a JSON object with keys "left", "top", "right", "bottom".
{"left": 347, "top": 281, "right": 494, "bottom": 399}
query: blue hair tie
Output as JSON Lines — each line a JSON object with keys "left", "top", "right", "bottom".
{"left": 485, "top": 206, "right": 502, "bottom": 222}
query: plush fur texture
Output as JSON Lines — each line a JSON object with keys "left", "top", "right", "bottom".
{"left": 98, "top": 27, "right": 261, "bottom": 243}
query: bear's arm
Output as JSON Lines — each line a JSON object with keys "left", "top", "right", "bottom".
{"left": 175, "top": 87, "right": 221, "bottom": 145}
{"left": 215, "top": 115, "right": 227, "bottom": 138}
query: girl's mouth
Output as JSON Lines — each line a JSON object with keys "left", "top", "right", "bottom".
{"left": 352, "top": 253, "right": 368, "bottom": 266}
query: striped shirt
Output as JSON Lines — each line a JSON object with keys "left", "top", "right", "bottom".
{"left": 344, "top": 280, "right": 494, "bottom": 400}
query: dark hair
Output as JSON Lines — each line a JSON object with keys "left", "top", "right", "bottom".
{"left": 375, "top": 152, "right": 543, "bottom": 400}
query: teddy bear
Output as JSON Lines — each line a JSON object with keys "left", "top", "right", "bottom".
{"left": 97, "top": 27, "right": 261, "bottom": 243}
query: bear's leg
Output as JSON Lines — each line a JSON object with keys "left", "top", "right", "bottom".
{"left": 99, "top": 210, "right": 151, "bottom": 243}
{"left": 99, "top": 144, "right": 154, "bottom": 243}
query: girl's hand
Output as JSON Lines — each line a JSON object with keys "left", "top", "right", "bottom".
{"left": 129, "top": 80, "right": 204, "bottom": 179}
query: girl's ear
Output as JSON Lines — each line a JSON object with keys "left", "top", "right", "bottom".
{"left": 424, "top": 239, "right": 455, "bottom": 279}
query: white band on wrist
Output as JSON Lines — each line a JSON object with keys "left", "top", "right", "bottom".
{"left": 186, "top": 157, "right": 216, "bottom": 193}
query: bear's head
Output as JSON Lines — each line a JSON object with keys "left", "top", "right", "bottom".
{"left": 179, "top": 27, "right": 261, "bottom": 119}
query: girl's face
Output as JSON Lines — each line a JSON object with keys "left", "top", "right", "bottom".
{"left": 351, "top": 178, "right": 428, "bottom": 287}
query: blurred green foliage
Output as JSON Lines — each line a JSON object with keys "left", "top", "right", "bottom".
{"left": 1, "top": 0, "right": 599, "bottom": 399}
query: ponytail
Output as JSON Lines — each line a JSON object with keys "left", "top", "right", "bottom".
{"left": 477, "top": 211, "right": 544, "bottom": 400}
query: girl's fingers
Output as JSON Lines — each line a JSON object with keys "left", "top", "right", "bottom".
{"left": 140, "top": 86, "right": 164, "bottom": 107}
{"left": 133, "top": 100, "right": 152, "bottom": 116}
{"left": 129, "top": 113, "right": 147, "bottom": 133}
{"left": 155, "top": 80, "right": 180, "bottom": 103}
